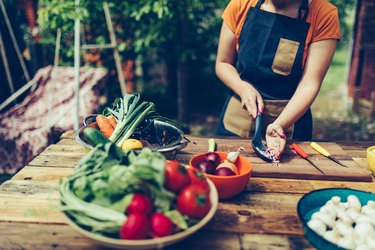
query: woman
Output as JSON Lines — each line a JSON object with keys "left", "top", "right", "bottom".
{"left": 215, "top": 0, "right": 340, "bottom": 159}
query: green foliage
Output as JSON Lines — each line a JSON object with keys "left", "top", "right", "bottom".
{"left": 37, "top": 0, "right": 172, "bottom": 64}
{"left": 330, "top": 0, "right": 356, "bottom": 45}
{"left": 37, "top": 0, "right": 227, "bottom": 64}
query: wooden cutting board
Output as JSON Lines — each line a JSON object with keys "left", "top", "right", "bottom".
{"left": 250, "top": 142, "right": 373, "bottom": 182}
{"left": 177, "top": 137, "right": 373, "bottom": 182}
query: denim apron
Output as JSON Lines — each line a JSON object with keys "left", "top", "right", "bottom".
{"left": 217, "top": 0, "right": 312, "bottom": 140}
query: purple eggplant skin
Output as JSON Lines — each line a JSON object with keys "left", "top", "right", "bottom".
{"left": 205, "top": 152, "right": 220, "bottom": 167}
{"left": 198, "top": 160, "right": 216, "bottom": 174}
{"left": 215, "top": 167, "right": 236, "bottom": 176}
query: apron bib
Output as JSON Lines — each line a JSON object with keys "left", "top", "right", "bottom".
{"left": 217, "top": 0, "right": 312, "bottom": 140}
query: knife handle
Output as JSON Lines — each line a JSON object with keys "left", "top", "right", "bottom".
{"left": 291, "top": 143, "right": 308, "bottom": 159}
{"left": 311, "top": 142, "right": 330, "bottom": 157}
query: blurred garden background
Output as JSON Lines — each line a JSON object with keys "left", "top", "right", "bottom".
{"left": 1, "top": 0, "right": 374, "bottom": 153}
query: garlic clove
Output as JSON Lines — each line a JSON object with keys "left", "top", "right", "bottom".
{"left": 362, "top": 205, "right": 375, "bottom": 217}
{"left": 367, "top": 201, "right": 375, "bottom": 209}
{"left": 348, "top": 195, "right": 362, "bottom": 211}
{"left": 308, "top": 219, "right": 327, "bottom": 236}
{"left": 355, "top": 244, "right": 373, "bottom": 250}
{"left": 365, "top": 233, "right": 375, "bottom": 248}
{"left": 356, "top": 215, "right": 373, "bottom": 225}
{"left": 338, "top": 210, "right": 354, "bottom": 225}
{"left": 341, "top": 202, "right": 350, "bottom": 210}
{"left": 227, "top": 151, "right": 240, "bottom": 163}
{"left": 354, "top": 222, "right": 374, "bottom": 240}
{"left": 324, "top": 230, "right": 340, "bottom": 244}
{"left": 331, "top": 196, "right": 341, "bottom": 205}
{"left": 347, "top": 208, "right": 362, "bottom": 222}
{"left": 314, "top": 212, "right": 336, "bottom": 229}
{"left": 334, "top": 221, "right": 354, "bottom": 237}
{"left": 337, "top": 236, "right": 356, "bottom": 249}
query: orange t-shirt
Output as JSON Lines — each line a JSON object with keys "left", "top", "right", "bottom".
{"left": 222, "top": 0, "right": 341, "bottom": 68}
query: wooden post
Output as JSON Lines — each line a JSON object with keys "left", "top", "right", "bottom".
{"left": 73, "top": 0, "right": 81, "bottom": 130}
{"left": 54, "top": 29, "right": 61, "bottom": 68}
{"left": 0, "top": 30, "right": 14, "bottom": 95}
{"left": 352, "top": 88, "right": 361, "bottom": 114}
{"left": 370, "top": 91, "right": 375, "bottom": 119}
{"left": 103, "top": 1, "right": 126, "bottom": 95}
{"left": 0, "top": 0, "right": 30, "bottom": 82}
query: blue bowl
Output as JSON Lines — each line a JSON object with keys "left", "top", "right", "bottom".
{"left": 297, "top": 188, "right": 375, "bottom": 250}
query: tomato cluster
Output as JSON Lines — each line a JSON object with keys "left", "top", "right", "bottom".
{"left": 120, "top": 160, "right": 211, "bottom": 240}
{"left": 120, "top": 194, "right": 174, "bottom": 240}
{"left": 165, "top": 160, "right": 211, "bottom": 220}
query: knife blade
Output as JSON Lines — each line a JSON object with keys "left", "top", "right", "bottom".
{"left": 291, "top": 143, "right": 325, "bottom": 175}
{"left": 310, "top": 142, "right": 349, "bottom": 168}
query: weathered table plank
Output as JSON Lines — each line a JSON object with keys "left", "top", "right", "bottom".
{"left": 0, "top": 196, "right": 65, "bottom": 224}
{"left": 1, "top": 131, "right": 373, "bottom": 249}
{"left": 12, "top": 166, "right": 73, "bottom": 184}
{"left": 0, "top": 221, "right": 312, "bottom": 250}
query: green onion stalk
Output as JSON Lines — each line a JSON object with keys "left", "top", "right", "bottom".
{"left": 104, "top": 93, "right": 181, "bottom": 148}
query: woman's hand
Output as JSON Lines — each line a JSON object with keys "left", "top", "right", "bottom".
{"left": 215, "top": 23, "right": 263, "bottom": 120}
{"left": 266, "top": 123, "right": 286, "bottom": 159}
{"left": 239, "top": 83, "right": 264, "bottom": 119}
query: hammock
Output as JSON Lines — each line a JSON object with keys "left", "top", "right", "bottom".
{"left": 0, "top": 66, "right": 107, "bottom": 174}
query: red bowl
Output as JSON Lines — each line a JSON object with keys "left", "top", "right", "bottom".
{"left": 189, "top": 152, "right": 252, "bottom": 199}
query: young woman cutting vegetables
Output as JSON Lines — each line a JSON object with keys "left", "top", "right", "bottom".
{"left": 215, "top": 0, "right": 340, "bottom": 159}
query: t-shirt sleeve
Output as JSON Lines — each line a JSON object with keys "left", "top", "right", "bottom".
{"left": 222, "top": 0, "right": 241, "bottom": 33}
{"left": 312, "top": 8, "right": 341, "bottom": 42}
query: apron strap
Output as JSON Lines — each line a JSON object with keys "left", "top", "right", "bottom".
{"left": 255, "top": 0, "right": 264, "bottom": 9}
{"left": 255, "top": 0, "right": 310, "bottom": 21}
{"left": 298, "top": 0, "right": 309, "bottom": 21}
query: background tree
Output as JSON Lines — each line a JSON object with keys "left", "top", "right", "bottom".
{"left": 38, "top": 0, "right": 228, "bottom": 124}
{"left": 37, "top": 0, "right": 356, "bottom": 127}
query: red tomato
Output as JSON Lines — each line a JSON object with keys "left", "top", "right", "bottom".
{"left": 187, "top": 168, "right": 210, "bottom": 193}
{"left": 150, "top": 213, "right": 174, "bottom": 237}
{"left": 177, "top": 184, "right": 211, "bottom": 219}
{"left": 127, "top": 194, "right": 153, "bottom": 215}
{"left": 165, "top": 160, "right": 190, "bottom": 193}
{"left": 120, "top": 213, "right": 150, "bottom": 240}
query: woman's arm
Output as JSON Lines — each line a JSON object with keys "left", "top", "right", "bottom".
{"left": 266, "top": 39, "right": 337, "bottom": 158}
{"left": 273, "top": 39, "right": 337, "bottom": 130}
{"left": 215, "top": 22, "right": 264, "bottom": 119}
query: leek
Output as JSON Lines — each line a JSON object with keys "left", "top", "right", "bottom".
{"left": 104, "top": 93, "right": 181, "bottom": 148}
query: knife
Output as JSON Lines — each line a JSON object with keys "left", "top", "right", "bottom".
{"left": 310, "top": 142, "right": 349, "bottom": 168}
{"left": 291, "top": 143, "right": 325, "bottom": 175}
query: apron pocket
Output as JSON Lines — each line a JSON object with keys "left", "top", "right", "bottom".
{"left": 223, "top": 96, "right": 253, "bottom": 137}
{"left": 271, "top": 38, "right": 300, "bottom": 76}
{"left": 263, "top": 100, "right": 294, "bottom": 139}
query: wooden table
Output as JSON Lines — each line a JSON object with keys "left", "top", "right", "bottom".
{"left": 0, "top": 131, "right": 374, "bottom": 249}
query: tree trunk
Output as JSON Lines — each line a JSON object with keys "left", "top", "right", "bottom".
{"left": 177, "top": 60, "right": 189, "bottom": 123}
{"left": 176, "top": 0, "right": 189, "bottom": 124}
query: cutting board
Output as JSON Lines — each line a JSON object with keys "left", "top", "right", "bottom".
{"left": 249, "top": 142, "right": 373, "bottom": 182}
{"left": 177, "top": 138, "right": 373, "bottom": 182}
